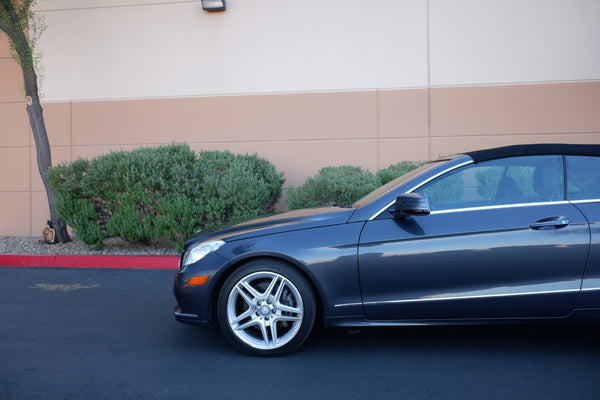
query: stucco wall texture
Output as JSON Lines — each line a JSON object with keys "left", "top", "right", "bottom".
{"left": 1, "top": 0, "right": 599, "bottom": 236}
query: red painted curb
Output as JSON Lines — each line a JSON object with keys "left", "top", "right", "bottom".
{"left": 0, "top": 254, "right": 180, "bottom": 270}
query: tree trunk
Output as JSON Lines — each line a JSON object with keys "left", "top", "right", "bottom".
{"left": 26, "top": 98, "right": 70, "bottom": 243}
{"left": 0, "top": 0, "right": 70, "bottom": 243}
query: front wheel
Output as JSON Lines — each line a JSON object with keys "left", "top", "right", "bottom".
{"left": 217, "top": 259, "right": 316, "bottom": 356}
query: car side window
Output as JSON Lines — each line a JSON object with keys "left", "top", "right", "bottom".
{"left": 418, "top": 155, "right": 564, "bottom": 212}
{"left": 566, "top": 156, "right": 600, "bottom": 201}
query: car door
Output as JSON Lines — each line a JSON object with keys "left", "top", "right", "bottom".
{"left": 358, "top": 155, "right": 590, "bottom": 321}
{"left": 566, "top": 155, "right": 600, "bottom": 309}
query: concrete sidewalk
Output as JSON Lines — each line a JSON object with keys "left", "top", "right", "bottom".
{"left": 0, "top": 254, "right": 180, "bottom": 269}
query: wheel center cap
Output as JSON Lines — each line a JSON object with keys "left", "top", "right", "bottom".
{"left": 259, "top": 305, "right": 271, "bottom": 316}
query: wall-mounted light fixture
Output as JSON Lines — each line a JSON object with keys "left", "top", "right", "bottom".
{"left": 202, "top": 0, "right": 226, "bottom": 11}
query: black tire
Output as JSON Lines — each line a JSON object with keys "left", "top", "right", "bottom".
{"left": 217, "top": 259, "right": 316, "bottom": 356}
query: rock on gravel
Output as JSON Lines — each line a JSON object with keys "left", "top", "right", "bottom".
{"left": 0, "top": 236, "right": 179, "bottom": 256}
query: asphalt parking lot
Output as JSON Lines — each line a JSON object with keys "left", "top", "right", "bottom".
{"left": 1, "top": 266, "right": 599, "bottom": 400}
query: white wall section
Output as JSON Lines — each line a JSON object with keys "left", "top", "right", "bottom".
{"left": 36, "top": 0, "right": 429, "bottom": 101}
{"left": 429, "top": 0, "right": 600, "bottom": 86}
{"left": 36, "top": 0, "right": 600, "bottom": 101}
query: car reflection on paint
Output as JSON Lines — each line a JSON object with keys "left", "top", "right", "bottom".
{"left": 174, "top": 144, "right": 600, "bottom": 356}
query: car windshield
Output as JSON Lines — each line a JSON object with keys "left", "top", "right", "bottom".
{"left": 353, "top": 161, "right": 445, "bottom": 208}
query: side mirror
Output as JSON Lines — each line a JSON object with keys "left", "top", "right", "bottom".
{"left": 393, "top": 193, "right": 430, "bottom": 219}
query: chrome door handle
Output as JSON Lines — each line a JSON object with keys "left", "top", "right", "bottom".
{"left": 529, "top": 216, "right": 570, "bottom": 230}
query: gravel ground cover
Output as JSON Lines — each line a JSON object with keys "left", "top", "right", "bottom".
{"left": 0, "top": 236, "right": 178, "bottom": 256}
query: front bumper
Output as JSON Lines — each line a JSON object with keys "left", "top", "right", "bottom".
{"left": 173, "top": 303, "right": 209, "bottom": 327}
{"left": 172, "top": 251, "right": 230, "bottom": 328}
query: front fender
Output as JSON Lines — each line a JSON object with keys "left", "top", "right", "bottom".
{"left": 215, "top": 223, "right": 366, "bottom": 319}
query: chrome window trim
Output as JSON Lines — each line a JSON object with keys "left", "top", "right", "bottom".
{"left": 372, "top": 195, "right": 571, "bottom": 221}
{"left": 369, "top": 160, "right": 473, "bottom": 221}
{"left": 582, "top": 287, "right": 600, "bottom": 292}
{"left": 429, "top": 201, "right": 571, "bottom": 215}
{"left": 569, "top": 199, "right": 600, "bottom": 204}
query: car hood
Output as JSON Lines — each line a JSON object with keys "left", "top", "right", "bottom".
{"left": 184, "top": 207, "right": 356, "bottom": 249}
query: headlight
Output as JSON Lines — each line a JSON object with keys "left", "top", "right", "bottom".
{"left": 182, "top": 240, "right": 225, "bottom": 267}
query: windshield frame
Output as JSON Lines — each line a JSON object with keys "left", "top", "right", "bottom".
{"left": 353, "top": 161, "right": 444, "bottom": 208}
{"left": 348, "top": 154, "right": 473, "bottom": 223}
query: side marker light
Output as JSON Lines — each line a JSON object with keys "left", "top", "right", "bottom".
{"left": 188, "top": 276, "right": 208, "bottom": 286}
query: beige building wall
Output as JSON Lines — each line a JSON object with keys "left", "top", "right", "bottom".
{"left": 1, "top": 0, "right": 600, "bottom": 237}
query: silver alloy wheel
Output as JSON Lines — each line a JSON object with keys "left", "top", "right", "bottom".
{"left": 226, "top": 271, "right": 304, "bottom": 350}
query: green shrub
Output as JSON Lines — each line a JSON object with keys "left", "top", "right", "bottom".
{"left": 286, "top": 166, "right": 381, "bottom": 210}
{"left": 48, "top": 144, "right": 284, "bottom": 251}
{"left": 377, "top": 160, "right": 429, "bottom": 185}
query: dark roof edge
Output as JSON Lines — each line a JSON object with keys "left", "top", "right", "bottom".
{"left": 465, "top": 143, "right": 600, "bottom": 163}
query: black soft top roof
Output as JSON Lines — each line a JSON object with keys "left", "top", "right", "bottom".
{"left": 465, "top": 143, "right": 600, "bottom": 163}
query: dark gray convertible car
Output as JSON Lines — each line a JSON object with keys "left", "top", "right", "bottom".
{"left": 174, "top": 144, "right": 600, "bottom": 355}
